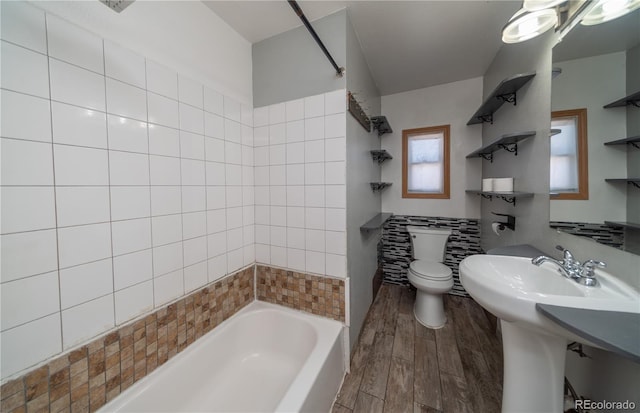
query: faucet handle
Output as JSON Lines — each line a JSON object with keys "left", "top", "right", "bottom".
{"left": 555, "top": 245, "right": 575, "bottom": 264}
{"left": 578, "top": 260, "right": 606, "bottom": 286}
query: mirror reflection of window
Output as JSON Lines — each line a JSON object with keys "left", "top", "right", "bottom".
{"left": 550, "top": 109, "right": 589, "bottom": 200}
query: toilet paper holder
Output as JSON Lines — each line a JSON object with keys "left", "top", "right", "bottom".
{"left": 491, "top": 212, "right": 516, "bottom": 231}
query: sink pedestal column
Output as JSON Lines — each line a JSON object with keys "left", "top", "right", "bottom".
{"left": 500, "top": 320, "right": 567, "bottom": 413}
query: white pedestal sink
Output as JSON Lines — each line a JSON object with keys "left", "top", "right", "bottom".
{"left": 459, "top": 254, "right": 640, "bottom": 413}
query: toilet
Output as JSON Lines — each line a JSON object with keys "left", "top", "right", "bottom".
{"left": 406, "top": 226, "right": 453, "bottom": 329}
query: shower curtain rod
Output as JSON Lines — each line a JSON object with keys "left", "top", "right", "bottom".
{"left": 287, "top": 0, "right": 345, "bottom": 77}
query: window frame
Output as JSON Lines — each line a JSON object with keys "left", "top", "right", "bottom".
{"left": 550, "top": 108, "right": 589, "bottom": 200}
{"left": 402, "top": 124, "right": 451, "bottom": 199}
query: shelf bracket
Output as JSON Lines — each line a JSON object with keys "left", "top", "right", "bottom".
{"left": 629, "top": 181, "right": 640, "bottom": 190}
{"left": 480, "top": 194, "right": 493, "bottom": 201}
{"left": 479, "top": 153, "right": 494, "bottom": 162}
{"left": 630, "top": 142, "right": 640, "bottom": 150}
{"left": 630, "top": 100, "right": 640, "bottom": 108}
{"left": 498, "top": 143, "right": 518, "bottom": 156}
{"left": 498, "top": 195, "right": 516, "bottom": 206}
{"left": 496, "top": 92, "right": 517, "bottom": 105}
{"left": 477, "top": 114, "right": 493, "bottom": 124}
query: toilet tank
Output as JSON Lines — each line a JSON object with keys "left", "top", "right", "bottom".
{"left": 406, "top": 226, "right": 451, "bottom": 262}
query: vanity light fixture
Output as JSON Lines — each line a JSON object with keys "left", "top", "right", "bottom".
{"left": 523, "top": 0, "right": 567, "bottom": 11}
{"left": 502, "top": 8, "right": 559, "bottom": 43}
{"left": 580, "top": 0, "right": 640, "bottom": 25}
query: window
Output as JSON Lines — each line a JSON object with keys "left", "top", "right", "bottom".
{"left": 550, "top": 109, "right": 588, "bottom": 200}
{"left": 402, "top": 125, "right": 450, "bottom": 199}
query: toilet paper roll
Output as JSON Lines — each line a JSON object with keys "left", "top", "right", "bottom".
{"left": 493, "top": 177, "right": 514, "bottom": 192}
{"left": 482, "top": 178, "right": 494, "bottom": 192}
{"left": 492, "top": 222, "right": 503, "bottom": 236}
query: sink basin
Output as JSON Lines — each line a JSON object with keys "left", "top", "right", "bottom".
{"left": 459, "top": 254, "right": 640, "bottom": 413}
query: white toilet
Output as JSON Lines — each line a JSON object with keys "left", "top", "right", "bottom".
{"left": 406, "top": 226, "right": 453, "bottom": 329}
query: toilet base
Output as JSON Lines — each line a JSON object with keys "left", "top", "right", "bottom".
{"left": 414, "top": 289, "right": 446, "bottom": 329}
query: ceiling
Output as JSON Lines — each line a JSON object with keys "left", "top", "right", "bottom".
{"left": 203, "top": 1, "right": 522, "bottom": 95}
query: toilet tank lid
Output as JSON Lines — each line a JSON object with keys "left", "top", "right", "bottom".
{"left": 406, "top": 225, "right": 452, "bottom": 236}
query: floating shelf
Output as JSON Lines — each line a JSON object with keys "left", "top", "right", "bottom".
{"left": 466, "top": 131, "right": 536, "bottom": 162}
{"left": 371, "top": 116, "right": 393, "bottom": 136}
{"left": 604, "top": 221, "right": 640, "bottom": 230}
{"left": 550, "top": 129, "right": 561, "bottom": 136}
{"left": 603, "top": 90, "right": 640, "bottom": 108}
{"left": 370, "top": 149, "right": 393, "bottom": 164}
{"left": 604, "top": 135, "right": 640, "bottom": 149}
{"left": 467, "top": 72, "right": 536, "bottom": 125}
{"left": 605, "top": 178, "right": 640, "bottom": 189}
{"left": 360, "top": 213, "right": 393, "bottom": 231}
{"left": 370, "top": 182, "right": 392, "bottom": 192}
{"left": 466, "top": 190, "right": 534, "bottom": 206}
{"left": 348, "top": 91, "right": 371, "bottom": 132}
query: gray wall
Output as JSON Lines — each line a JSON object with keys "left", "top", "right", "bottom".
{"left": 252, "top": 10, "right": 347, "bottom": 107}
{"left": 626, "top": 44, "right": 640, "bottom": 228}
{"left": 345, "top": 12, "right": 381, "bottom": 351}
{"left": 482, "top": 30, "right": 640, "bottom": 407}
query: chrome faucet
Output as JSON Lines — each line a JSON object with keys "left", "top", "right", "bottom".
{"left": 532, "top": 246, "right": 606, "bottom": 287}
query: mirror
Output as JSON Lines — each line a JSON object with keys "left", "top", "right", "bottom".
{"left": 550, "top": 9, "right": 640, "bottom": 255}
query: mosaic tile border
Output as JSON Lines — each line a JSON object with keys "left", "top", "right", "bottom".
{"left": 380, "top": 215, "right": 483, "bottom": 296}
{"left": 256, "top": 265, "right": 346, "bottom": 322}
{"left": 0, "top": 267, "right": 254, "bottom": 413}
{"left": 550, "top": 221, "right": 625, "bottom": 250}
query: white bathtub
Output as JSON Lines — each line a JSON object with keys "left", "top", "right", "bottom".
{"left": 100, "top": 301, "right": 346, "bottom": 413}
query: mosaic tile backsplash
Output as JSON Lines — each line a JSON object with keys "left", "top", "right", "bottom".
{"left": 256, "top": 265, "right": 346, "bottom": 322}
{"left": 0, "top": 267, "right": 254, "bottom": 413}
{"left": 380, "top": 215, "right": 483, "bottom": 296}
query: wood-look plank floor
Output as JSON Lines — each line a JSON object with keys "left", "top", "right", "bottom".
{"left": 334, "top": 284, "right": 503, "bottom": 413}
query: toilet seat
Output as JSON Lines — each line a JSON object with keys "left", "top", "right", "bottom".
{"left": 409, "top": 260, "right": 452, "bottom": 280}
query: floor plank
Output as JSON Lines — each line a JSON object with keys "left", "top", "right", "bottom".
{"left": 459, "top": 349, "right": 501, "bottom": 413}
{"left": 384, "top": 357, "right": 414, "bottom": 413}
{"left": 332, "top": 403, "right": 353, "bottom": 413}
{"left": 398, "top": 287, "right": 415, "bottom": 315}
{"left": 354, "top": 391, "right": 384, "bottom": 413}
{"left": 434, "top": 304, "right": 464, "bottom": 378}
{"left": 462, "top": 298, "right": 503, "bottom": 387}
{"left": 414, "top": 403, "right": 442, "bottom": 413}
{"left": 336, "top": 327, "right": 376, "bottom": 409}
{"left": 392, "top": 313, "right": 415, "bottom": 361}
{"left": 381, "top": 287, "right": 402, "bottom": 335}
{"left": 440, "top": 373, "right": 473, "bottom": 413}
{"left": 414, "top": 337, "right": 442, "bottom": 411}
{"left": 360, "top": 332, "right": 394, "bottom": 399}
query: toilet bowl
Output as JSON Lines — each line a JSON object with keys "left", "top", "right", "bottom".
{"left": 406, "top": 226, "right": 453, "bottom": 329}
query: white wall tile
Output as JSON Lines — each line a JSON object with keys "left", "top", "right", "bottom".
{"left": 305, "top": 250, "right": 325, "bottom": 274}
{"left": 243, "top": 245, "right": 255, "bottom": 266}
{"left": 254, "top": 146, "right": 269, "bottom": 167}
{"left": 326, "top": 231, "right": 347, "bottom": 255}
{"left": 255, "top": 225, "right": 269, "bottom": 244}
{"left": 204, "top": 112, "right": 224, "bottom": 139}
{"left": 184, "top": 261, "right": 207, "bottom": 293}
{"left": 54, "top": 145, "right": 109, "bottom": 185}
{"left": 227, "top": 248, "right": 244, "bottom": 273}
{"left": 206, "top": 162, "right": 226, "bottom": 186}
{"left": 104, "top": 40, "right": 146, "bottom": 89}
{"left": 0, "top": 314, "right": 61, "bottom": 378}
{"left": 113, "top": 249, "right": 153, "bottom": 291}
{"left": 305, "top": 229, "right": 325, "bottom": 252}
{"left": 270, "top": 186, "right": 286, "bottom": 207}
{"left": 205, "top": 138, "right": 225, "bottom": 163}
{"left": 326, "top": 254, "right": 346, "bottom": 277}
{"left": 225, "top": 141, "right": 242, "bottom": 165}
{"left": 58, "top": 223, "right": 111, "bottom": 268}
{"left": 304, "top": 94, "right": 324, "bottom": 118}
{"left": 305, "top": 163, "right": 324, "bottom": 185}
{"left": 254, "top": 126, "right": 269, "bottom": 147}
{"left": 285, "top": 143, "right": 304, "bottom": 165}
{"left": 255, "top": 244, "right": 270, "bottom": 264}
{"left": 269, "top": 123, "right": 285, "bottom": 145}
{"left": 183, "top": 211, "right": 207, "bottom": 239}
{"left": 269, "top": 145, "right": 286, "bottom": 165}
{"left": 207, "top": 231, "right": 227, "bottom": 258}
{"left": 46, "top": 14, "right": 103, "bottom": 74}
{"left": 225, "top": 119, "right": 241, "bottom": 143}
{"left": 305, "top": 207, "right": 325, "bottom": 230}
{"left": 270, "top": 226, "right": 286, "bottom": 247}
{"left": 150, "top": 155, "right": 181, "bottom": 185}
{"left": 255, "top": 186, "right": 269, "bottom": 206}
{"left": 59, "top": 258, "right": 112, "bottom": 309}
{"left": 62, "top": 295, "right": 114, "bottom": 349}
{"left": 325, "top": 185, "right": 346, "bottom": 208}
{"left": 1, "top": 41, "right": 49, "bottom": 98}
{"left": 325, "top": 113, "right": 346, "bottom": 138}
{"left": 270, "top": 206, "right": 287, "bottom": 227}
{"left": 153, "top": 242, "right": 183, "bottom": 277}
{"left": 268, "top": 103, "right": 285, "bottom": 125}
{"left": 1, "top": 138, "right": 53, "bottom": 185}
{"left": 305, "top": 186, "right": 325, "bottom": 208}
{"left": 326, "top": 208, "right": 346, "bottom": 231}
{"left": 179, "top": 103, "right": 204, "bottom": 135}
{"left": 208, "top": 254, "right": 227, "bottom": 282}
{"left": 207, "top": 209, "right": 226, "bottom": 235}
{"left": 270, "top": 246, "right": 287, "bottom": 267}
{"left": 241, "top": 105, "right": 253, "bottom": 127}
{"left": 182, "top": 186, "right": 206, "bottom": 212}
{"left": 325, "top": 137, "right": 346, "bottom": 162}
{"left": 227, "top": 227, "right": 243, "bottom": 251}
{"left": 1, "top": 90, "right": 51, "bottom": 142}
{"left": 287, "top": 207, "right": 305, "bottom": 228}
{"left": 150, "top": 186, "right": 181, "bottom": 216}
{"left": 152, "top": 214, "right": 182, "bottom": 246}
{"left": 1, "top": 271, "right": 59, "bottom": 331}
{"left": 149, "top": 125, "right": 180, "bottom": 157}
{"left": 1, "top": 230, "right": 58, "bottom": 283}
{"left": 253, "top": 107, "right": 269, "bottom": 127}
{"left": 178, "top": 75, "right": 203, "bottom": 108}
{"left": 146, "top": 60, "right": 177, "bottom": 99}
{"left": 242, "top": 166, "right": 254, "bottom": 186}
{"left": 106, "top": 78, "right": 147, "bottom": 121}
{"left": 181, "top": 159, "right": 205, "bottom": 186}
{"left": 204, "top": 87, "right": 223, "bottom": 115}
{"left": 243, "top": 223, "right": 255, "bottom": 243}
{"left": 183, "top": 236, "right": 207, "bottom": 266}
{"left": 224, "top": 96, "right": 241, "bottom": 122}
{"left": 285, "top": 99, "right": 304, "bottom": 122}
{"left": 325, "top": 90, "right": 345, "bottom": 115}
{"left": 286, "top": 120, "right": 304, "bottom": 143}
{"left": 242, "top": 145, "right": 254, "bottom": 167}
{"left": 287, "top": 248, "right": 305, "bottom": 272}
{"left": 270, "top": 166, "right": 286, "bottom": 186}
{"left": 111, "top": 218, "right": 151, "bottom": 256}
{"left": 49, "top": 59, "right": 105, "bottom": 111}
{"left": 325, "top": 161, "right": 346, "bottom": 184}
{"left": 304, "top": 117, "right": 324, "bottom": 141}
{"left": 207, "top": 186, "right": 226, "bottom": 210}
{"left": 287, "top": 227, "right": 305, "bottom": 249}
{"left": 286, "top": 165, "right": 305, "bottom": 186}
{"left": 0, "top": 1, "right": 47, "bottom": 54}
{"left": 148, "top": 92, "right": 179, "bottom": 129}
{"left": 52, "top": 102, "right": 108, "bottom": 149}
{"left": 226, "top": 207, "right": 243, "bottom": 229}
{"left": 56, "top": 187, "right": 110, "bottom": 227}
{"left": 107, "top": 115, "right": 148, "bottom": 153}
{"left": 109, "top": 151, "right": 150, "bottom": 186}
{"left": 1, "top": 187, "right": 56, "bottom": 234}
{"left": 305, "top": 140, "right": 324, "bottom": 163}
{"left": 180, "top": 131, "right": 205, "bottom": 160}
{"left": 226, "top": 165, "right": 242, "bottom": 187}
{"left": 114, "top": 280, "right": 153, "bottom": 325}
{"left": 154, "top": 269, "right": 184, "bottom": 306}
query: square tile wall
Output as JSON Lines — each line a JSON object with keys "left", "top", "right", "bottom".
{"left": 0, "top": 2, "right": 254, "bottom": 380}
{"left": 253, "top": 91, "right": 347, "bottom": 278}
{"left": 0, "top": 267, "right": 254, "bottom": 413}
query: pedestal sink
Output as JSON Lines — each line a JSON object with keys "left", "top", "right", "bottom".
{"left": 459, "top": 254, "right": 640, "bottom": 413}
